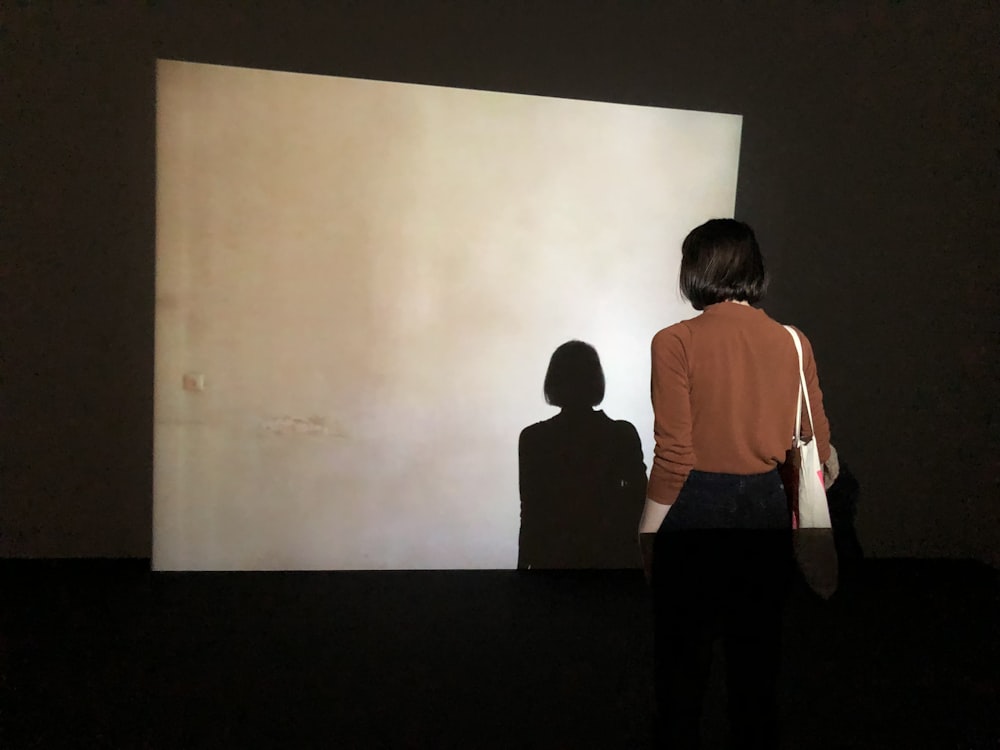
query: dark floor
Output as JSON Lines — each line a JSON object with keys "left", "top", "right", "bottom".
{"left": 0, "top": 560, "right": 996, "bottom": 749}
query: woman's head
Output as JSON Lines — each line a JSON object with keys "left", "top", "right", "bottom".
{"left": 679, "top": 219, "right": 767, "bottom": 310}
{"left": 544, "top": 340, "right": 605, "bottom": 409}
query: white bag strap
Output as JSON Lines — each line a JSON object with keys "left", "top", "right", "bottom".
{"left": 783, "top": 326, "right": 815, "bottom": 447}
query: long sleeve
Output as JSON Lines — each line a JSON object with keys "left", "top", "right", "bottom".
{"left": 646, "top": 326, "right": 695, "bottom": 506}
{"left": 645, "top": 304, "right": 831, "bottom": 498}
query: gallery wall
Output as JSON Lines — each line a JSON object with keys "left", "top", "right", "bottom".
{"left": 3, "top": 2, "right": 997, "bottom": 564}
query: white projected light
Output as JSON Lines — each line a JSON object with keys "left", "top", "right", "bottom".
{"left": 153, "top": 59, "right": 742, "bottom": 571}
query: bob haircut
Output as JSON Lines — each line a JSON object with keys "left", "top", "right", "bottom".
{"left": 543, "top": 340, "right": 605, "bottom": 408}
{"left": 679, "top": 219, "right": 768, "bottom": 310}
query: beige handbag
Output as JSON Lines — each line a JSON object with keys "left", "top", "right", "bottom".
{"left": 783, "top": 326, "right": 838, "bottom": 599}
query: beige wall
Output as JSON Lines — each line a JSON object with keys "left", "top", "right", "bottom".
{"left": 153, "top": 60, "right": 741, "bottom": 570}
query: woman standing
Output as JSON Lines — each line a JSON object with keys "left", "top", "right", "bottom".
{"left": 638, "top": 219, "right": 831, "bottom": 749}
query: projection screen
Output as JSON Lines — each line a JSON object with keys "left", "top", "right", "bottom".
{"left": 153, "top": 59, "right": 742, "bottom": 571}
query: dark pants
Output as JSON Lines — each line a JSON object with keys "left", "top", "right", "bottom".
{"left": 652, "top": 470, "right": 792, "bottom": 750}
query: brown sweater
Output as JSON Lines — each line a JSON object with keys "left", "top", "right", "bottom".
{"left": 647, "top": 302, "right": 831, "bottom": 506}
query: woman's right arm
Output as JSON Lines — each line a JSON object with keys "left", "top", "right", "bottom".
{"left": 646, "top": 326, "right": 695, "bottom": 509}
{"left": 639, "top": 326, "right": 694, "bottom": 579}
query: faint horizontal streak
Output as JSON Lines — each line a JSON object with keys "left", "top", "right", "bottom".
{"left": 259, "top": 415, "right": 344, "bottom": 438}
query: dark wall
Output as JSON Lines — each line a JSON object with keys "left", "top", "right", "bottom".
{"left": 3, "top": 2, "right": 997, "bottom": 563}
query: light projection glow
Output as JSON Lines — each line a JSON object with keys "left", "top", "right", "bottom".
{"left": 153, "top": 59, "right": 742, "bottom": 571}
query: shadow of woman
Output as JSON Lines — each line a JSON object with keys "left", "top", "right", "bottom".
{"left": 518, "top": 341, "right": 647, "bottom": 569}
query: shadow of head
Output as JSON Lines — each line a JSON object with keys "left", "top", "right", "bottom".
{"left": 544, "top": 340, "right": 605, "bottom": 410}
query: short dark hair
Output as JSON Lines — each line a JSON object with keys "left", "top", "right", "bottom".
{"left": 679, "top": 219, "right": 768, "bottom": 310}
{"left": 543, "top": 340, "right": 605, "bottom": 408}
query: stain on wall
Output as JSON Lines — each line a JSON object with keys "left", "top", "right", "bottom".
{"left": 260, "top": 416, "right": 341, "bottom": 437}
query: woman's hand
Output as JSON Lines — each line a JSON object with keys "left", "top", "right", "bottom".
{"left": 823, "top": 444, "right": 841, "bottom": 490}
{"left": 639, "top": 533, "right": 656, "bottom": 584}
{"left": 638, "top": 498, "right": 671, "bottom": 584}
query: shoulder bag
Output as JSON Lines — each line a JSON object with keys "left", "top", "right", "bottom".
{"left": 783, "top": 325, "right": 838, "bottom": 599}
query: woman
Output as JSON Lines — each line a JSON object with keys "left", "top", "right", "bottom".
{"left": 638, "top": 219, "right": 831, "bottom": 749}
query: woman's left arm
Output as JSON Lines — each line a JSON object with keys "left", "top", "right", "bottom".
{"left": 799, "top": 330, "right": 832, "bottom": 465}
